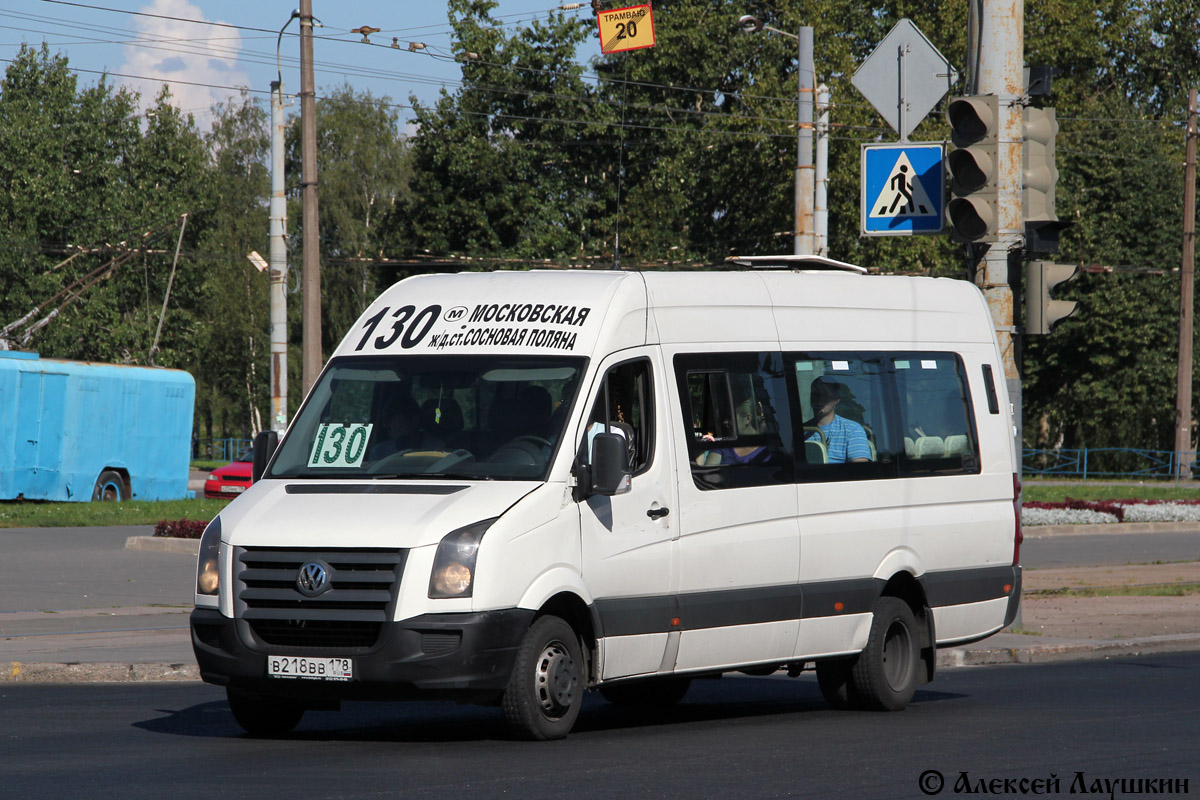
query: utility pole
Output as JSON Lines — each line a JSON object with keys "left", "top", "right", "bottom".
{"left": 269, "top": 80, "right": 289, "bottom": 434}
{"left": 795, "top": 27, "right": 815, "bottom": 255}
{"left": 300, "top": 0, "right": 322, "bottom": 396}
{"left": 737, "top": 16, "right": 817, "bottom": 255}
{"left": 974, "top": 0, "right": 1024, "bottom": 455}
{"left": 815, "top": 84, "right": 830, "bottom": 257}
{"left": 1174, "top": 88, "right": 1198, "bottom": 479}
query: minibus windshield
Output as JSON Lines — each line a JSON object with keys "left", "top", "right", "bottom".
{"left": 268, "top": 354, "right": 587, "bottom": 481}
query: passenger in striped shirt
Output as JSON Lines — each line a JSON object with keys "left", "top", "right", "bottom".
{"left": 806, "top": 379, "right": 872, "bottom": 464}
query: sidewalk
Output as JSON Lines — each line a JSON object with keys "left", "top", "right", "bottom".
{"left": 1, "top": 523, "right": 1198, "bottom": 683}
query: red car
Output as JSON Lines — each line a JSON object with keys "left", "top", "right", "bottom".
{"left": 203, "top": 448, "right": 253, "bottom": 499}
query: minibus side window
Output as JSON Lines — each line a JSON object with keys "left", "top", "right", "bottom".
{"left": 788, "top": 353, "right": 898, "bottom": 483}
{"left": 674, "top": 352, "right": 794, "bottom": 490}
{"left": 895, "top": 353, "right": 980, "bottom": 476}
{"left": 583, "top": 359, "right": 654, "bottom": 475}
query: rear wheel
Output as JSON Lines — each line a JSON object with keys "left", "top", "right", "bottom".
{"left": 850, "top": 596, "right": 920, "bottom": 711}
{"left": 501, "top": 615, "right": 584, "bottom": 740}
{"left": 226, "top": 689, "right": 304, "bottom": 737}
{"left": 92, "top": 470, "right": 126, "bottom": 502}
{"left": 599, "top": 676, "right": 691, "bottom": 707}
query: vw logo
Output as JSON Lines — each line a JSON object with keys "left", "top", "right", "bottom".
{"left": 444, "top": 306, "right": 468, "bottom": 322}
{"left": 296, "top": 561, "right": 330, "bottom": 597}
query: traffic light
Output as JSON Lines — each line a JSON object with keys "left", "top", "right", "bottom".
{"left": 1022, "top": 106, "right": 1060, "bottom": 253}
{"left": 1025, "top": 260, "right": 1078, "bottom": 334}
{"left": 946, "top": 95, "right": 1000, "bottom": 243}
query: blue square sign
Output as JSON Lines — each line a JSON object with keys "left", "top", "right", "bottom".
{"left": 860, "top": 143, "right": 945, "bottom": 236}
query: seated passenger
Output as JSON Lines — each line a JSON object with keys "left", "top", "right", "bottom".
{"left": 371, "top": 396, "right": 443, "bottom": 459}
{"left": 805, "top": 379, "right": 871, "bottom": 464}
{"left": 697, "top": 398, "right": 774, "bottom": 466}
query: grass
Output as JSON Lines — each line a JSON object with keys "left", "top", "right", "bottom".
{"left": 1006, "top": 626, "right": 1045, "bottom": 636}
{"left": 1028, "top": 583, "right": 1200, "bottom": 598}
{"left": 1022, "top": 480, "right": 1200, "bottom": 504}
{"left": 190, "top": 460, "right": 227, "bottom": 471}
{"left": 0, "top": 498, "right": 231, "bottom": 528}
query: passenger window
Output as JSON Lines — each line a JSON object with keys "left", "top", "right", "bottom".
{"left": 894, "top": 354, "right": 979, "bottom": 475}
{"left": 675, "top": 352, "right": 793, "bottom": 490}
{"left": 789, "top": 354, "right": 897, "bottom": 482}
{"left": 582, "top": 359, "right": 654, "bottom": 474}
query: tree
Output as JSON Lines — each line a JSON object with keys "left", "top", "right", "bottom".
{"left": 288, "top": 84, "right": 411, "bottom": 351}
{"left": 193, "top": 92, "right": 271, "bottom": 440}
{"left": 398, "top": 0, "right": 606, "bottom": 262}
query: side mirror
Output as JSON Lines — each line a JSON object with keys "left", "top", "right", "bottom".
{"left": 589, "top": 432, "right": 632, "bottom": 496}
{"left": 251, "top": 430, "right": 279, "bottom": 483}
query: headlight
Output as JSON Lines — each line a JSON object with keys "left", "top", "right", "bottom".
{"left": 206, "top": 473, "right": 218, "bottom": 482}
{"left": 196, "top": 517, "right": 221, "bottom": 596}
{"left": 428, "top": 518, "right": 497, "bottom": 599}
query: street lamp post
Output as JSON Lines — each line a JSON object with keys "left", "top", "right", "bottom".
{"left": 739, "top": 15, "right": 815, "bottom": 256}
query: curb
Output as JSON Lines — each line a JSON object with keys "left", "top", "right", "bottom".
{"left": 2, "top": 661, "right": 200, "bottom": 683}
{"left": 124, "top": 536, "right": 199, "bottom": 555}
{"left": 937, "top": 633, "right": 1200, "bottom": 668}
{"left": 1024, "top": 521, "right": 1200, "bottom": 537}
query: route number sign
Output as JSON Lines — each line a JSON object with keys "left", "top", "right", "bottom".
{"left": 597, "top": 5, "right": 655, "bottom": 54}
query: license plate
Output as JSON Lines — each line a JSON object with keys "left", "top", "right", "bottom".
{"left": 220, "top": 485, "right": 245, "bottom": 493}
{"left": 268, "top": 655, "right": 353, "bottom": 681}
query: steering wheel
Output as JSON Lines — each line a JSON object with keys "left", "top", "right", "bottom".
{"left": 511, "top": 435, "right": 553, "bottom": 450}
{"left": 488, "top": 437, "right": 550, "bottom": 466}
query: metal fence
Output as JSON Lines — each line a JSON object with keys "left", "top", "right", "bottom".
{"left": 195, "top": 437, "right": 253, "bottom": 463}
{"left": 1023, "top": 448, "right": 1200, "bottom": 480}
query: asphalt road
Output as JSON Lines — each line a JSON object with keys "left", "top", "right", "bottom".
{"left": 1022, "top": 528, "right": 1200, "bottom": 569}
{"left": 3, "top": 523, "right": 1197, "bottom": 614}
{"left": 2, "top": 651, "right": 1197, "bottom": 800}
{"left": 0, "top": 526, "right": 193, "bottom": 613}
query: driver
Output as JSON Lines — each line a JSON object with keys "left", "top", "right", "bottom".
{"left": 371, "top": 396, "right": 443, "bottom": 459}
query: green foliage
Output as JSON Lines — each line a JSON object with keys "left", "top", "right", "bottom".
{"left": 288, "top": 85, "right": 412, "bottom": 350}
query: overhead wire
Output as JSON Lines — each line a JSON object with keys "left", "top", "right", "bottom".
{"left": 9, "top": 1, "right": 1181, "bottom": 165}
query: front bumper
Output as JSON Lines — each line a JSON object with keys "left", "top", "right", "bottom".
{"left": 191, "top": 607, "right": 535, "bottom": 702}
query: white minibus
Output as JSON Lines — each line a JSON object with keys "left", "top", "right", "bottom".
{"left": 191, "top": 257, "right": 1021, "bottom": 739}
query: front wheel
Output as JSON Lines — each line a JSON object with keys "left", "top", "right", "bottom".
{"left": 501, "top": 615, "right": 584, "bottom": 740}
{"left": 226, "top": 689, "right": 305, "bottom": 737}
{"left": 850, "top": 596, "right": 920, "bottom": 711}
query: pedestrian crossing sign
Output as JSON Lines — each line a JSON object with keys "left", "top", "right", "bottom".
{"left": 860, "top": 143, "right": 945, "bottom": 236}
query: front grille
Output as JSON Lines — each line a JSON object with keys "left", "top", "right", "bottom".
{"left": 235, "top": 546, "right": 406, "bottom": 650}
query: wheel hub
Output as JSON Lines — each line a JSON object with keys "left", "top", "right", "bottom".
{"left": 534, "top": 640, "right": 577, "bottom": 717}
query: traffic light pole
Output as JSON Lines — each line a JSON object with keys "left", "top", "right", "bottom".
{"left": 973, "top": 0, "right": 1024, "bottom": 457}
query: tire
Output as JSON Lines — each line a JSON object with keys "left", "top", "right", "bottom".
{"left": 850, "top": 596, "right": 920, "bottom": 711}
{"left": 226, "top": 689, "right": 305, "bottom": 737}
{"left": 92, "top": 470, "right": 126, "bottom": 502}
{"left": 501, "top": 615, "right": 584, "bottom": 740}
{"left": 599, "top": 676, "right": 691, "bottom": 708}
{"left": 815, "top": 658, "right": 858, "bottom": 710}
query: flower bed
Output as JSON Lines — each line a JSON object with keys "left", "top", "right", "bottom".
{"left": 1023, "top": 498, "right": 1200, "bottom": 526}
{"left": 154, "top": 519, "right": 209, "bottom": 539}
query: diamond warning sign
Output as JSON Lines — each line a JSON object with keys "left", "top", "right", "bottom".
{"left": 597, "top": 4, "right": 655, "bottom": 54}
{"left": 860, "top": 143, "right": 945, "bottom": 236}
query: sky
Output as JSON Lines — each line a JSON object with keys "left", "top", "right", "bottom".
{"left": 0, "top": 0, "right": 591, "bottom": 130}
